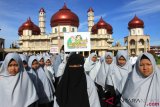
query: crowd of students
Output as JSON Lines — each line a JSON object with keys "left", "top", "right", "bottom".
{"left": 0, "top": 50, "right": 160, "bottom": 107}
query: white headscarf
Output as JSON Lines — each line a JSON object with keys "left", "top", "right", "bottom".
{"left": 56, "top": 54, "right": 69, "bottom": 77}
{"left": 37, "top": 55, "right": 45, "bottom": 68}
{"left": 28, "top": 56, "right": 54, "bottom": 104}
{"left": 43, "top": 56, "right": 55, "bottom": 87}
{"left": 0, "top": 53, "right": 38, "bottom": 107}
{"left": 121, "top": 53, "right": 160, "bottom": 107}
{"left": 106, "top": 50, "right": 132, "bottom": 90}
{"left": 44, "top": 56, "right": 55, "bottom": 75}
{"left": 84, "top": 53, "right": 101, "bottom": 81}
{"left": 19, "top": 54, "right": 30, "bottom": 72}
{"left": 19, "top": 54, "right": 28, "bottom": 62}
{"left": 95, "top": 52, "right": 115, "bottom": 88}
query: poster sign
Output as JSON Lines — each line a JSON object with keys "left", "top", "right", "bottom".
{"left": 64, "top": 32, "right": 91, "bottom": 52}
{"left": 50, "top": 47, "right": 59, "bottom": 53}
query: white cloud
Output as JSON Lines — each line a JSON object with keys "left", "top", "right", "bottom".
{"left": 94, "top": 13, "right": 107, "bottom": 21}
{"left": 112, "top": 0, "right": 160, "bottom": 20}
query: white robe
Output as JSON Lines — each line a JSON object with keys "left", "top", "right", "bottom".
{"left": 106, "top": 50, "right": 132, "bottom": 90}
{"left": 95, "top": 52, "right": 114, "bottom": 88}
{"left": 53, "top": 75, "right": 101, "bottom": 107}
{"left": 56, "top": 54, "right": 69, "bottom": 78}
{"left": 0, "top": 53, "right": 38, "bottom": 107}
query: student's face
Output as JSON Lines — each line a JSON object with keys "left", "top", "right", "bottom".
{"left": 39, "top": 58, "right": 44, "bottom": 66}
{"left": 8, "top": 60, "right": 19, "bottom": 75}
{"left": 32, "top": 60, "right": 39, "bottom": 70}
{"left": 139, "top": 59, "right": 153, "bottom": 77}
{"left": 91, "top": 55, "right": 97, "bottom": 62}
{"left": 45, "top": 59, "right": 51, "bottom": 66}
{"left": 106, "top": 55, "right": 113, "bottom": 64}
{"left": 23, "top": 61, "right": 28, "bottom": 68}
{"left": 118, "top": 56, "right": 126, "bottom": 67}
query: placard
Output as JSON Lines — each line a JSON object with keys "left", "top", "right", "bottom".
{"left": 50, "top": 47, "right": 59, "bottom": 53}
{"left": 64, "top": 32, "right": 91, "bottom": 52}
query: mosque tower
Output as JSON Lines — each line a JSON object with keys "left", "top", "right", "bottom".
{"left": 39, "top": 8, "right": 46, "bottom": 35}
{"left": 87, "top": 7, "right": 94, "bottom": 32}
{"left": 128, "top": 15, "right": 144, "bottom": 36}
{"left": 124, "top": 15, "right": 150, "bottom": 56}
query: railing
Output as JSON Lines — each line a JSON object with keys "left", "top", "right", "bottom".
{"left": 91, "top": 35, "right": 111, "bottom": 39}
{"left": 20, "top": 35, "right": 50, "bottom": 40}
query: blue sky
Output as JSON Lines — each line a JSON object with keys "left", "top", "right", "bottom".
{"left": 0, "top": 0, "right": 160, "bottom": 48}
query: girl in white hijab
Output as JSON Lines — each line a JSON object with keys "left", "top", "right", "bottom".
{"left": 19, "top": 54, "right": 30, "bottom": 72}
{"left": 106, "top": 50, "right": 132, "bottom": 90}
{"left": 119, "top": 53, "right": 160, "bottom": 107}
{"left": 0, "top": 53, "right": 38, "bottom": 107}
{"left": 95, "top": 52, "right": 115, "bottom": 88}
{"left": 84, "top": 53, "right": 101, "bottom": 81}
{"left": 28, "top": 56, "right": 54, "bottom": 107}
{"left": 37, "top": 55, "right": 45, "bottom": 69}
{"left": 44, "top": 56, "right": 55, "bottom": 82}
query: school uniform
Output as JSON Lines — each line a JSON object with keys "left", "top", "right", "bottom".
{"left": 0, "top": 53, "right": 38, "bottom": 107}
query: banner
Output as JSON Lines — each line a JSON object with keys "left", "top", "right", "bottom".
{"left": 50, "top": 47, "right": 59, "bottom": 53}
{"left": 64, "top": 32, "right": 91, "bottom": 52}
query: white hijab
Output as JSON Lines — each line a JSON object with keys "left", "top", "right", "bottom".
{"left": 95, "top": 52, "right": 115, "bottom": 88}
{"left": 84, "top": 53, "right": 101, "bottom": 81}
{"left": 0, "top": 53, "right": 38, "bottom": 107}
{"left": 28, "top": 56, "right": 54, "bottom": 104}
{"left": 121, "top": 53, "right": 160, "bottom": 107}
{"left": 106, "top": 50, "right": 132, "bottom": 90}
{"left": 44, "top": 56, "right": 55, "bottom": 75}
{"left": 19, "top": 54, "right": 28, "bottom": 62}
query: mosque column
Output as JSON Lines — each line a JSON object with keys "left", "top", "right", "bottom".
{"left": 112, "top": 50, "right": 114, "bottom": 56}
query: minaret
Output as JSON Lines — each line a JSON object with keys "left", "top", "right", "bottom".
{"left": 87, "top": 7, "right": 94, "bottom": 32}
{"left": 128, "top": 15, "right": 144, "bottom": 36}
{"left": 39, "top": 8, "right": 46, "bottom": 35}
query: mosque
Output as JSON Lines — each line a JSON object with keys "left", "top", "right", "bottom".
{"left": 5, "top": 3, "right": 150, "bottom": 57}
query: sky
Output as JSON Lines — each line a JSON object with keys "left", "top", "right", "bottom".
{"left": 0, "top": 0, "right": 160, "bottom": 48}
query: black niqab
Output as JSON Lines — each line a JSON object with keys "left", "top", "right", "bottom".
{"left": 56, "top": 53, "right": 90, "bottom": 107}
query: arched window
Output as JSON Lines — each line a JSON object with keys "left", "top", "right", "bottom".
{"left": 139, "top": 39, "right": 144, "bottom": 45}
{"left": 132, "top": 30, "right": 135, "bottom": 35}
{"left": 63, "top": 27, "right": 66, "bottom": 32}
{"left": 130, "top": 39, "right": 135, "bottom": 46}
{"left": 72, "top": 28, "right": 75, "bottom": 32}
{"left": 55, "top": 28, "right": 57, "bottom": 33}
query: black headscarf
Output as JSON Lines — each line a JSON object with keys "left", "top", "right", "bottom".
{"left": 56, "top": 53, "right": 90, "bottom": 107}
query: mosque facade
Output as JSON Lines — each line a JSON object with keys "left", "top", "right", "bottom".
{"left": 5, "top": 4, "right": 150, "bottom": 56}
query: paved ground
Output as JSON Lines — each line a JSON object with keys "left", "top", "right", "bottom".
{"left": 158, "top": 65, "right": 160, "bottom": 68}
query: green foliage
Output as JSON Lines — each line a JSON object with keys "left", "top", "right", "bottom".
{"left": 157, "top": 57, "right": 160, "bottom": 64}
